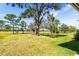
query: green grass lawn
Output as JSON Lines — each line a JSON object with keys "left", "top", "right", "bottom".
{"left": 0, "top": 31, "right": 78, "bottom": 56}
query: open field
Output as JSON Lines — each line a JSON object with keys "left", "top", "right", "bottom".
{"left": 0, "top": 32, "right": 78, "bottom": 56}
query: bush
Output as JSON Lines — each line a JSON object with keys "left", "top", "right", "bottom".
{"left": 56, "top": 29, "right": 60, "bottom": 33}
{"left": 74, "top": 29, "right": 79, "bottom": 41}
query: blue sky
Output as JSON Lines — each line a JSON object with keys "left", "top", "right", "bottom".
{"left": 0, "top": 3, "right": 79, "bottom": 28}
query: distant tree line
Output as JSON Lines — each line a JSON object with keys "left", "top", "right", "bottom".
{"left": 0, "top": 13, "right": 76, "bottom": 35}
{"left": 0, "top": 14, "right": 27, "bottom": 34}
{"left": 41, "top": 14, "right": 76, "bottom": 35}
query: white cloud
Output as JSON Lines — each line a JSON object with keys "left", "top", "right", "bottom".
{"left": 63, "top": 4, "right": 72, "bottom": 12}
{"left": 53, "top": 11, "right": 60, "bottom": 17}
{"left": 72, "top": 13, "right": 79, "bottom": 16}
{"left": 53, "top": 4, "right": 71, "bottom": 17}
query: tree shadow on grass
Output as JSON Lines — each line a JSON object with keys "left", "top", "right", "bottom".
{"left": 40, "top": 33, "right": 67, "bottom": 38}
{"left": 59, "top": 40, "right": 79, "bottom": 54}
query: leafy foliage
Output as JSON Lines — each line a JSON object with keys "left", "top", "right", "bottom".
{"left": 5, "top": 24, "right": 12, "bottom": 31}
{"left": 0, "top": 20, "right": 5, "bottom": 30}
{"left": 4, "top": 14, "right": 16, "bottom": 21}
{"left": 52, "top": 19, "right": 60, "bottom": 33}
{"left": 68, "top": 25, "right": 76, "bottom": 32}
{"left": 59, "top": 23, "right": 69, "bottom": 33}
{"left": 20, "top": 20, "right": 26, "bottom": 33}
{"left": 28, "top": 23, "right": 35, "bottom": 32}
{"left": 47, "top": 14, "right": 55, "bottom": 34}
{"left": 4, "top": 14, "right": 17, "bottom": 34}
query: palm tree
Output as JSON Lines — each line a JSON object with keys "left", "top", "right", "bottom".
{"left": 4, "top": 14, "right": 16, "bottom": 34}
{"left": 0, "top": 20, "right": 5, "bottom": 31}
{"left": 7, "top": 3, "right": 61, "bottom": 36}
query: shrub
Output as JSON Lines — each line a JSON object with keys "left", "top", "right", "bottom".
{"left": 56, "top": 29, "right": 60, "bottom": 33}
{"left": 74, "top": 29, "right": 79, "bottom": 41}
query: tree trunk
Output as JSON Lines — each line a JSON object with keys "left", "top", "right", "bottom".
{"left": 22, "top": 27, "right": 24, "bottom": 34}
{"left": 13, "top": 24, "right": 14, "bottom": 34}
{"left": 50, "top": 25, "right": 53, "bottom": 37}
{"left": 34, "top": 18, "right": 41, "bottom": 36}
{"left": 16, "top": 27, "right": 19, "bottom": 34}
{"left": 55, "top": 27, "right": 57, "bottom": 33}
{"left": 35, "top": 25, "right": 40, "bottom": 36}
{"left": 22, "top": 30, "right": 24, "bottom": 34}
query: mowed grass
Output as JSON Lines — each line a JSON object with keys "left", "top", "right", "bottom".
{"left": 0, "top": 31, "right": 77, "bottom": 56}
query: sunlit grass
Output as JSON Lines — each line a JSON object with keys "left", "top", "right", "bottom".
{"left": 0, "top": 31, "right": 12, "bottom": 41}
{"left": 0, "top": 31, "right": 77, "bottom": 56}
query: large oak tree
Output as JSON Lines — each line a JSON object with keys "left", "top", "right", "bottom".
{"left": 7, "top": 3, "right": 61, "bottom": 36}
